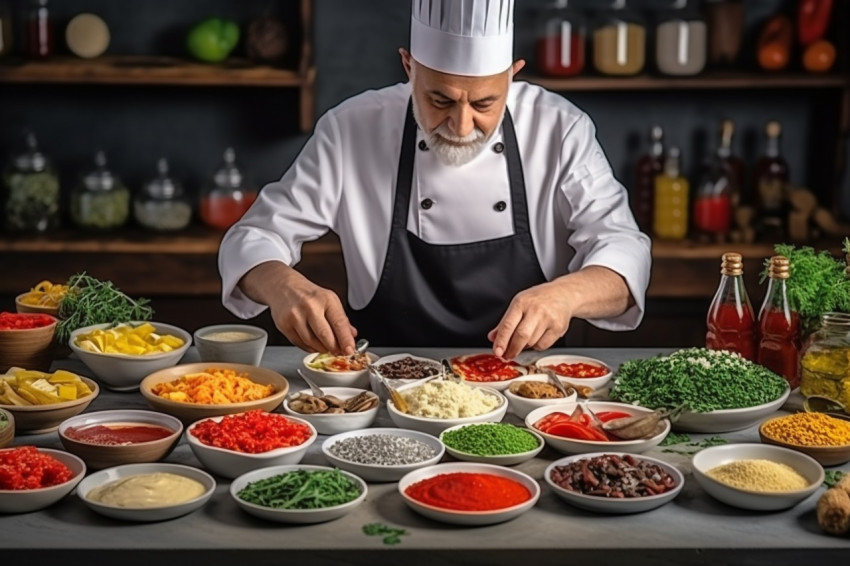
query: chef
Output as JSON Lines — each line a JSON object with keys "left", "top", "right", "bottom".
{"left": 218, "top": 0, "right": 652, "bottom": 360}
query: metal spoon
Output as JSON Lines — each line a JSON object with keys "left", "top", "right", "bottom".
{"left": 440, "top": 358, "right": 462, "bottom": 383}
{"left": 541, "top": 368, "right": 571, "bottom": 399}
{"left": 296, "top": 369, "right": 326, "bottom": 398}
{"left": 353, "top": 339, "right": 369, "bottom": 355}
{"left": 803, "top": 395, "right": 850, "bottom": 422}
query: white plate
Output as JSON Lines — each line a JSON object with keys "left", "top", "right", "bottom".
{"left": 439, "top": 423, "right": 544, "bottom": 466}
{"left": 544, "top": 452, "right": 684, "bottom": 514}
{"left": 398, "top": 462, "right": 540, "bottom": 526}
{"left": 76, "top": 463, "right": 215, "bottom": 522}
{"left": 672, "top": 386, "right": 791, "bottom": 433}
{"left": 534, "top": 354, "right": 613, "bottom": 391}
{"left": 322, "top": 428, "right": 445, "bottom": 482}
{"left": 230, "top": 464, "right": 367, "bottom": 523}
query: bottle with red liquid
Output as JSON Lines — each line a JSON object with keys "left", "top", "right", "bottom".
{"left": 706, "top": 252, "right": 756, "bottom": 361}
{"left": 536, "top": 0, "right": 586, "bottom": 77}
{"left": 757, "top": 255, "right": 801, "bottom": 388}
{"left": 199, "top": 147, "right": 257, "bottom": 230}
{"left": 25, "top": 0, "right": 53, "bottom": 59}
{"left": 693, "top": 120, "right": 736, "bottom": 236}
{"left": 632, "top": 125, "right": 664, "bottom": 232}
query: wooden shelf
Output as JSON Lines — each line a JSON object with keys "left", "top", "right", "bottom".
{"left": 522, "top": 71, "right": 850, "bottom": 91}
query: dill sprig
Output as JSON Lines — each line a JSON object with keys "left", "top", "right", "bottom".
{"left": 56, "top": 273, "right": 154, "bottom": 344}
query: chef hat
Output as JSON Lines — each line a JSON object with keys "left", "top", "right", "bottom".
{"left": 410, "top": 0, "right": 515, "bottom": 77}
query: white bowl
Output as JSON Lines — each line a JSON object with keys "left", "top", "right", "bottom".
{"left": 449, "top": 353, "right": 530, "bottom": 391}
{"left": 544, "top": 452, "right": 685, "bottom": 514}
{"left": 230, "top": 464, "right": 367, "bottom": 523}
{"left": 691, "top": 443, "right": 824, "bottom": 511}
{"left": 398, "top": 462, "right": 540, "bottom": 525}
{"left": 671, "top": 386, "right": 791, "bottom": 433}
{"left": 370, "top": 353, "right": 442, "bottom": 400}
{"left": 301, "top": 351, "right": 379, "bottom": 389}
{"left": 387, "top": 381, "right": 508, "bottom": 436}
{"left": 525, "top": 401, "right": 670, "bottom": 455}
{"left": 186, "top": 413, "right": 317, "bottom": 479}
{"left": 503, "top": 373, "right": 579, "bottom": 419}
{"left": 76, "top": 463, "right": 215, "bottom": 522}
{"left": 321, "top": 427, "right": 445, "bottom": 482}
{"left": 193, "top": 324, "right": 268, "bottom": 366}
{"left": 282, "top": 387, "right": 379, "bottom": 435}
{"left": 439, "top": 423, "right": 544, "bottom": 466}
{"left": 534, "top": 354, "right": 613, "bottom": 391}
{"left": 69, "top": 321, "right": 192, "bottom": 391}
{"left": 0, "top": 448, "right": 86, "bottom": 513}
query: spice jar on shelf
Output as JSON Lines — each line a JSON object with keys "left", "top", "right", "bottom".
{"left": 199, "top": 147, "right": 257, "bottom": 231}
{"left": 70, "top": 150, "right": 130, "bottom": 231}
{"left": 592, "top": 0, "right": 646, "bottom": 76}
{"left": 535, "top": 0, "right": 586, "bottom": 77}
{"left": 800, "top": 313, "right": 850, "bottom": 406}
{"left": 2, "top": 132, "right": 60, "bottom": 233}
{"left": 134, "top": 158, "right": 192, "bottom": 232}
{"left": 655, "top": 0, "right": 707, "bottom": 76}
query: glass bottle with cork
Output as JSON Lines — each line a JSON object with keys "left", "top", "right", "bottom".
{"left": 754, "top": 121, "right": 789, "bottom": 241}
{"left": 705, "top": 252, "right": 756, "bottom": 361}
{"left": 757, "top": 255, "right": 801, "bottom": 388}
{"left": 633, "top": 125, "right": 664, "bottom": 232}
{"left": 199, "top": 147, "right": 257, "bottom": 230}
{"left": 134, "top": 158, "right": 192, "bottom": 232}
{"left": 536, "top": 0, "right": 586, "bottom": 77}
{"left": 653, "top": 146, "right": 689, "bottom": 240}
{"left": 70, "top": 151, "right": 130, "bottom": 231}
{"left": 592, "top": 0, "right": 646, "bottom": 76}
{"left": 2, "top": 131, "right": 60, "bottom": 233}
{"left": 655, "top": 0, "right": 707, "bottom": 76}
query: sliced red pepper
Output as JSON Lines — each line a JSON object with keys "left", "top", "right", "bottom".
{"left": 595, "top": 411, "right": 634, "bottom": 423}
{"left": 798, "top": 0, "right": 833, "bottom": 46}
{"left": 545, "top": 422, "right": 609, "bottom": 442}
{"left": 533, "top": 412, "right": 571, "bottom": 433}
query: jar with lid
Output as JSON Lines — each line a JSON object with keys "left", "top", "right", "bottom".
{"left": 592, "top": 0, "right": 646, "bottom": 76}
{"left": 70, "top": 151, "right": 130, "bottom": 231}
{"left": 199, "top": 148, "right": 257, "bottom": 230}
{"left": 655, "top": 0, "right": 707, "bottom": 76}
{"left": 535, "top": 0, "right": 586, "bottom": 77}
{"left": 2, "top": 132, "right": 60, "bottom": 232}
{"left": 134, "top": 158, "right": 192, "bottom": 232}
{"left": 800, "top": 313, "right": 850, "bottom": 407}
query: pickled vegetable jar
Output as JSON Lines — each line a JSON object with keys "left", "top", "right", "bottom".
{"left": 70, "top": 150, "right": 130, "bottom": 231}
{"left": 134, "top": 158, "right": 192, "bottom": 232}
{"left": 2, "top": 132, "right": 60, "bottom": 233}
{"left": 800, "top": 312, "right": 850, "bottom": 406}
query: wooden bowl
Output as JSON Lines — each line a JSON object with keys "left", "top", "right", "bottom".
{"left": 139, "top": 362, "right": 289, "bottom": 424}
{"left": 0, "top": 377, "right": 100, "bottom": 434}
{"left": 759, "top": 419, "right": 850, "bottom": 467}
{"left": 0, "top": 314, "right": 58, "bottom": 373}
{"left": 0, "top": 408, "right": 14, "bottom": 448}
{"left": 15, "top": 293, "right": 61, "bottom": 317}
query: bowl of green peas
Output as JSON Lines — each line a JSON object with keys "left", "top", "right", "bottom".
{"left": 439, "top": 423, "right": 544, "bottom": 466}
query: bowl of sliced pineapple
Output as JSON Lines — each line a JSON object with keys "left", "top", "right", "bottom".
{"left": 0, "top": 367, "right": 99, "bottom": 433}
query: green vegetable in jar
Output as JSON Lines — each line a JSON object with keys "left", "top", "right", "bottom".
{"left": 71, "top": 187, "right": 130, "bottom": 229}
{"left": 3, "top": 170, "right": 60, "bottom": 232}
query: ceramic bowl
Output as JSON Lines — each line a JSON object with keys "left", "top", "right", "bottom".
{"left": 503, "top": 373, "right": 579, "bottom": 419}
{"left": 439, "top": 423, "right": 544, "bottom": 466}
{"left": 281, "top": 387, "right": 378, "bottom": 435}
{"left": 0, "top": 314, "right": 58, "bottom": 373}
{"left": 139, "top": 362, "right": 289, "bottom": 424}
{"left": 370, "top": 353, "right": 442, "bottom": 401}
{"left": 672, "top": 386, "right": 791, "bottom": 433}
{"left": 0, "top": 376, "right": 99, "bottom": 434}
{"left": 69, "top": 321, "right": 192, "bottom": 391}
{"left": 525, "top": 401, "right": 671, "bottom": 455}
{"left": 534, "top": 354, "right": 613, "bottom": 391}
{"left": 76, "top": 462, "right": 216, "bottom": 522}
{"left": 301, "top": 351, "right": 378, "bottom": 389}
{"left": 0, "top": 408, "right": 13, "bottom": 448}
{"left": 321, "top": 427, "right": 445, "bottom": 482}
{"left": 230, "top": 464, "right": 367, "bottom": 524}
{"left": 692, "top": 443, "right": 824, "bottom": 511}
{"left": 449, "top": 353, "right": 530, "bottom": 391}
{"left": 545, "top": 452, "right": 685, "bottom": 514}
{"left": 387, "top": 380, "right": 508, "bottom": 436}
{"left": 15, "top": 293, "right": 60, "bottom": 316}
{"left": 186, "top": 413, "right": 317, "bottom": 479}
{"left": 193, "top": 324, "right": 268, "bottom": 366}
{"left": 58, "top": 409, "right": 183, "bottom": 470}
{"left": 398, "top": 462, "right": 540, "bottom": 526}
{"left": 759, "top": 414, "right": 850, "bottom": 466}
{"left": 0, "top": 448, "right": 86, "bottom": 514}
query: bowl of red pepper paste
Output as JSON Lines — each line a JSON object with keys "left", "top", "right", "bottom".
{"left": 0, "top": 312, "right": 58, "bottom": 373}
{"left": 58, "top": 409, "right": 184, "bottom": 470}
{"left": 398, "top": 462, "right": 540, "bottom": 526}
{"left": 534, "top": 354, "right": 613, "bottom": 391}
{"left": 0, "top": 446, "right": 86, "bottom": 514}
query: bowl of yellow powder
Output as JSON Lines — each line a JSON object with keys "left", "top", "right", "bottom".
{"left": 692, "top": 443, "right": 824, "bottom": 511}
{"left": 759, "top": 412, "right": 850, "bottom": 466}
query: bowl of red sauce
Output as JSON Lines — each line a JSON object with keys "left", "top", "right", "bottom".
{"left": 534, "top": 354, "right": 613, "bottom": 391}
{"left": 398, "top": 462, "right": 540, "bottom": 526}
{"left": 58, "top": 409, "right": 183, "bottom": 470}
{"left": 449, "top": 353, "right": 529, "bottom": 391}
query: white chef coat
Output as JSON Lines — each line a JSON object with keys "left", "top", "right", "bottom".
{"left": 218, "top": 80, "right": 652, "bottom": 331}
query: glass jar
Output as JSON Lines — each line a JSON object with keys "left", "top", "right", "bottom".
{"left": 655, "top": 0, "right": 707, "bottom": 76}
{"left": 199, "top": 147, "right": 257, "bottom": 230}
{"left": 70, "top": 151, "right": 130, "bottom": 231}
{"left": 800, "top": 313, "right": 850, "bottom": 406}
{"left": 536, "top": 0, "right": 586, "bottom": 77}
{"left": 592, "top": 0, "right": 646, "bottom": 76}
{"left": 134, "top": 158, "right": 192, "bottom": 232}
{"left": 25, "top": 0, "right": 53, "bottom": 59}
{"left": 2, "top": 132, "right": 60, "bottom": 233}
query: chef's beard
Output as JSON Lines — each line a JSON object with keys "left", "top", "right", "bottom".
{"left": 411, "top": 96, "right": 503, "bottom": 167}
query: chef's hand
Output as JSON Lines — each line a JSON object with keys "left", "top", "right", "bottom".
{"left": 239, "top": 261, "right": 357, "bottom": 355}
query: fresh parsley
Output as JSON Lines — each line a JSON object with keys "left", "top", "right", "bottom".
{"left": 660, "top": 432, "right": 691, "bottom": 446}
{"left": 662, "top": 436, "right": 728, "bottom": 456}
{"left": 363, "top": 523, "right": 409, "bottom": 545}
{"left": 824, "top": 470, "right": 847, "bottom": 489}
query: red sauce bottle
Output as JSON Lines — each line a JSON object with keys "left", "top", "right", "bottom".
{"left": 706, "top": 252, "right": 756, "bottom": 361}
{"left": 757, "top": 255, "right": 801, "bottom": 388}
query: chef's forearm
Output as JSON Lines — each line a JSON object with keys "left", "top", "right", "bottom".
{"left": 553, "top": 266, "right": 635, "bottom": 321}
{"left": 237, "top": 260, "right": 298, "bottom": 311}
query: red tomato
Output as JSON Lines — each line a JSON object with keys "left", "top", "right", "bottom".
{"left": 533, "top": 411, "right": 571, "bottom": 432}
{"left": 545, "top": 422, "right": 609, "bottom": 442}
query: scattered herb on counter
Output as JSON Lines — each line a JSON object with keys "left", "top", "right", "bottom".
{"left": 363, "top": 523, "right": 409, "bottom": 545}
{"left": 236, "top": 468, "right": 361, "bottom": 510}
{"left": 662, "top": 436, "right": 728, "bottom": 456}
{"left": 824, "top": 470, "right": 847, "bottom": 489}
{"left": 56, "top": 272, "right": 154, "bottom": 343}
{"left": 660, "top": 432, "right": 691, "bottom": 446}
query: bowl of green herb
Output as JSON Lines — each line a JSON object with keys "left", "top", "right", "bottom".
{"left": 439, "top": 423, "right": 544, "bottom": 466}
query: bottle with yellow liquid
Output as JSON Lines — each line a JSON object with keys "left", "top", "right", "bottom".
{"left": 653, "top": 146, "right": 689, "bottom": 240}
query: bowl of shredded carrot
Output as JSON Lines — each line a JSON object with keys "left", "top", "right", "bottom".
{"left": 15, "top": 280, "right": 69, "bottom": 317}
{"left": 139, "top": 363, "right": 289, "bottom": 423}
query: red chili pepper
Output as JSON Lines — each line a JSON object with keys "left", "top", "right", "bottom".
{"left": 533, "top": 411, "right": 572, "bottom": 433}
{"left": 595, "top": 411, "right": 634, "bottom": 423}
{"left": 798, "top": 0, "right": 833, "bottom": 46}
{"left": 545, "top": 422, "right": 609, "bottom": 442}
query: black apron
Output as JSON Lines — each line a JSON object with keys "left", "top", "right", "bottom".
{"left": 348, "top": 101, "right": 547, "bottom": 346}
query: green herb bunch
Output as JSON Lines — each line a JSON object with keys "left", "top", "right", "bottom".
{"left": 56, "top": 273, "right": 154, "bottom": 344}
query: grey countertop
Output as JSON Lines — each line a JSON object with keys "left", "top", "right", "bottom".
{"left": 2, "top": 346, "right": 849, "bottom": 566}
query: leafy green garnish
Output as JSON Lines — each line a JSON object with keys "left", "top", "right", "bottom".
{"left": 237, "top": 469, "right": 361, "bottom": 509}
{"left": 662, "top": 436, "right": 728, "bottom": 456}
{"left": 56, "top": 273, "right": 154, "bottom": 344}
{"left": 363, "top": 523, "right": 409, "bottom": 545}
{"left": 660, "top": 432, "right": 691, "bottom": 446}
{"left": 824, "top": 470, "right": 847, "bottom": 489}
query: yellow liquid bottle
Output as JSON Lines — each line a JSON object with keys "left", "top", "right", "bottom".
{"left": 653, "top": 146, "right": 689, "bottom": 240}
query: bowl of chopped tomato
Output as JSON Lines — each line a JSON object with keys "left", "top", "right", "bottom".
{"left": 525, "top": 401, "right": 670, "bottom": 456}
{"left": 0, "top": 312, "right": 58, "bottom": 374}
{"left": 534, "top": 354, "right": 612, "bottom": 391}
{"left": 0, "top": 446, "right": 86, "bottom": 514}
{"left": 449, "top": 353, "right": 529, "bottom": 391}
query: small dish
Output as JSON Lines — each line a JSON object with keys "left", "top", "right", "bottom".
{"left": 282, "top": 387, "right": 378, "bottom": 435}
{"left": 193, "top": 324, "right": 268, "bottom": 366}
{"left": 449, "top": 353, "right": 529, "bottom": 391}
{"left": 0, "top": 408, "right": 13, "bottom": 448}
{"left": 370, "top": 353, "right": 441, "bottom": 400}
{"left": 692, "top": 443, "right": 824, "bottom": 511}
{"left": 534, "top": 354, "right": 613, "bottom": 391}
{"left": 503, "top": 373, "right": 578, "bottom": 419}
{"left": 672, "top": 386, "right": 791, "bottom": 433}
{"left": 0, "top": 448, "right": 86, "bottom": 514}
{"left": 76, "top": 462, "right": 216, "bottom": 522}
{"left": 759, "top": 414, "right": 850, "bottom": 466}
{"left": 301, "top": 351, "right": 379, "bottom": 389}
{"left": 439, "top": 423, "right": 544, "bottom": 466}
{"left": 15, "top": 293, "right": 60, "bottom": 316}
